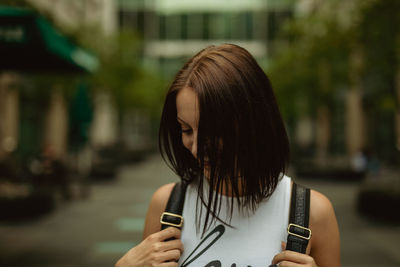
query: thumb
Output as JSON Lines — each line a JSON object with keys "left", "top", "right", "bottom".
{"left": 281, "top": 241, "right": 287, "bottom": 251}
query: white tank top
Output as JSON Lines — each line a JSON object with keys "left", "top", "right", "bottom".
{"left": 178, "top": 175, "right": 292, "bottom": 267}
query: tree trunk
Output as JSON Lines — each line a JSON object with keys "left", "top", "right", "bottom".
{"left": 346, "top": 49, "right": 366, "bottom": 157}
{"left": 395, "top": 69, "right": 400, "bottom": 151}
{"left": 315, "top": 60, "right": 332, "bottom": 166}
{"left": 316, "top": 106, "right": 331, "bottom": 166}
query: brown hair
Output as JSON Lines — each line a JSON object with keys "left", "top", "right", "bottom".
{"left": 159, "top": 44, "right": 290, "bottom": 233}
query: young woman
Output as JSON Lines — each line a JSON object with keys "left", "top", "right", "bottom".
{"left": 116, "top": 44, "right": 340, "bottom": 267}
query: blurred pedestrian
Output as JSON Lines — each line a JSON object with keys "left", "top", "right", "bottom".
{"left": 116, "top": 44, "right": 340, "bottom": 267}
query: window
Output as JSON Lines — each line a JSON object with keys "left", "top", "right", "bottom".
{"left": 202, "top": 13, "right": 210, "bottom": 40}
{"left": 181, "top": 14, "right": 188, "bottom": 40}
{"left": 159, "top": 15, "right": 167, "bottom": 40}
{"left": 187, "top": 13, "right": 203, "bottom": 39}
{"left": 165, "top": 15, "right": 181, "bottom": 40}
{"left": 209, "top": 13, "right": 225, "bottom": 40}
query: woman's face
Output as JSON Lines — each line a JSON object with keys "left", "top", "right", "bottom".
{"left": 176, "top": 87, "right": 199, "bottom": 160}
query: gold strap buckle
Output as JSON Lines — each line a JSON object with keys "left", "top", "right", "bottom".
{"left": 287, "top": 223, "right": 312, "bottom": 240}
{"left": 160, "top": 212, "right": 184, "bottom": 228}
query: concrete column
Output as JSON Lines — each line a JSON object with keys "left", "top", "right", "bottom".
{"left": 43, "top": 88, "right": 68, "bottom": 158}
{"left": 0, "top": 73, "right": 20, "bottom": 160}
{"left": 346, "top": 87, "right": 365, "bottom": 156}
{"left": 102, "top": 0, "right": 118, "bottom": 36}
{"left": 90, "top": 91, "right": 118, "bottom": 147}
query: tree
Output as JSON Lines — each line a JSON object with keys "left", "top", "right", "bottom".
{"left": 268, "top": 0, "right": 400, "bottom": 165}
{"left": 268, "top": 0, "right": 351, "bottom": 162}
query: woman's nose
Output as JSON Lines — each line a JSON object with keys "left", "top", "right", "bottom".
{"left": 191, "top": 133, "right": 197, "bottom": 158}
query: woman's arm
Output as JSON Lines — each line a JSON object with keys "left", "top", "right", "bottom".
{"left": 143, "top": 183, "right": 176, "bottom": 238}
{"left": 272, "top": 190, "right": 340, "bottom": 267}
{"left": 115, "top": 183, "right": 182, "bottom": 267}
{"left": 308, "top": 190, "right": 340, "bottom": 266}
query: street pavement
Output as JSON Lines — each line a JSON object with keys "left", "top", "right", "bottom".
{"left": 0, "top": 154, "right": 399, "bottom": 267}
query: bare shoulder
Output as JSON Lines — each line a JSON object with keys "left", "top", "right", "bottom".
{"left": 309, "top": 190, "right": 341, "bottom": 267}
{"left": 310, "top": 190, "right": 336, "bottom": 224}
{"left": 142, "top": 183, "right": 176, "bottom": 239}
{"left": 150, "top": 183, "right": 176, "bottom": 208}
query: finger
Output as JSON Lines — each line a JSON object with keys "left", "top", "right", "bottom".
{"left": 275, "top": 260, "right": 302, "bottom": 267}
{"left": 156, "top": 249, "right": 181, "bottom": 262}
{"left": 271, "top": 250, "right": 314, "bottom": 265}
{"left": 158, "top": 262, "right": 179, "bottom": 267}
{"left": 281, "top": 241, "right": 287, "bottom": 251}
{"left": 152, "top": 239, "right": 183, "bottom": 253}
{"left": 156, "top": 227, "right": 181, "bottom": 242}
{"left": 162, "top": 239, "right": 184, "bottom": 253}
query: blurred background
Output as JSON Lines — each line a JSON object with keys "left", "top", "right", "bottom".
{"left": 0, "top": 0, "right": 399, "bottom": 266}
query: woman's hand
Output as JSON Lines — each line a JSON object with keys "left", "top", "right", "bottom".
{"left": 270, "top": 242, "right": 317, "bottom": 267}
{"left": 271, "top": 250, "right": 317, "bottom": 267}
{"left": 115, "top": 227, "right": 183, "bottom": 267}
{"left": 271, "top": 189, "right": 340, "bottom": 267}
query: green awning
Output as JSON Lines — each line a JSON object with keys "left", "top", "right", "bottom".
{"left": 0, "top": 6, "right": 99, "bottom": 73}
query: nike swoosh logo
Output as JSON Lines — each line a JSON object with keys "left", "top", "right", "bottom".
{"left": 181, "top": 224, "right": 225, "bottom": 266}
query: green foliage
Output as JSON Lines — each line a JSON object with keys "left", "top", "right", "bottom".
{"left": 268, "top": 4, "right": 351, "bottom": 121}
{"left": 268, "top": 0, "right": 400, "bottom": 161}
{"left": 80, "top": 29, "right": 166, "bottom": 118}
{"left": 357, "top": 0, "right": 399, "bottom": 109}
{"left": 356, "top": 0, "right": 400, "bottom": 160}
{"left": 125, "top": 69, "right": 167, "bottom": 117}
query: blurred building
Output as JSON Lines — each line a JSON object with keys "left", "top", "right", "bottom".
{"left": 0, "top": 3, "right": 100, "bottom": 161}
{"left": 0, "top": 2, "right": 102, "bottom": 211}
{"left": 24, "top": 0, "right": 296, "bottom": 153}
{"left": 25, "top": 0, "right": 119, "bottom": 146}
{"left": 118, "top": 0, "right": 295, "bottom": 77}
{"left": 0, "top": 73, "right": 19, "bottom": 161}
{"left": 26, "top": 0, "right": 117, "bottom": 36}
{"left": 293, "top": 0, "right": 368, "bottom": 163}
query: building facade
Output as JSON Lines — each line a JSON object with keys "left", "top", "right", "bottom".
{"left": 118, "top": 0, "right": 295, "bottom": 77}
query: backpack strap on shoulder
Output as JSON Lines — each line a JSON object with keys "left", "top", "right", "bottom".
{"left": 286, "top": 182, "right": 311, "bottom": 254}
{"left": 160, "top": 181, "right": 188, "bottom": 230}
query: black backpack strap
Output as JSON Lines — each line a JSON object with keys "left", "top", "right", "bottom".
{"left": 160, "top": 181, "right": 188, "bottom": 230}
{"left": 286, "top": 182, "right": 311, "bottom": 254}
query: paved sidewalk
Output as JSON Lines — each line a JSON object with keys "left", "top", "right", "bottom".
{"left": 297, "top": 178, "right": 400, "bottom": 267}
{"left": 0, "top": 154, "right": 398, "bottom": 266}
{"left": 0, "top": 154, "right": 178, "bottom": 267}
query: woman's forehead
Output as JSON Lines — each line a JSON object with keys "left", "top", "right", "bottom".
{"left": 176, "top": 87, "right": 199, "bottom": 127}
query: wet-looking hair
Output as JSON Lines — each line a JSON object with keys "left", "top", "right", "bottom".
{"left": 159, "top": 44, "right": 290, "bottom": 233}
